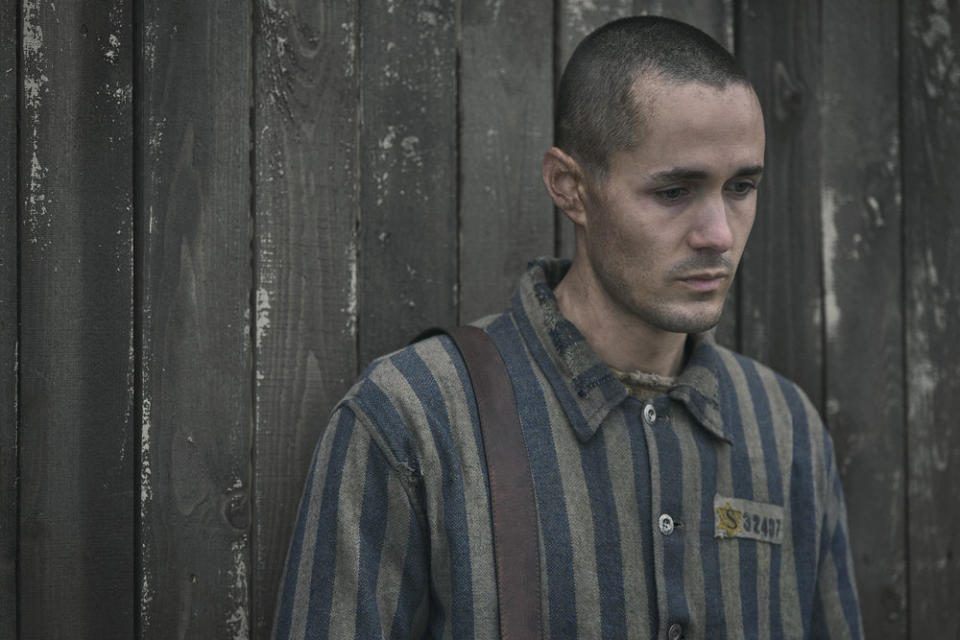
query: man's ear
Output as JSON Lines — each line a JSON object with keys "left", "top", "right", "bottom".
{"left": 542, "top": 147, "right": 588, "bottom": 226}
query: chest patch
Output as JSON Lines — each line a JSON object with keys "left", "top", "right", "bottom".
{"left": 714, "top": 494, "right": 784, "bottom": 544}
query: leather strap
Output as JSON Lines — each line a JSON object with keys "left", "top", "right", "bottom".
{"left": 448, "top": 326, "right": 542, "bottom": 640}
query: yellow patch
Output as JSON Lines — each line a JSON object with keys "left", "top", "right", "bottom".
{"left": 716, "top": 501, "right": 742, "bottom": 538}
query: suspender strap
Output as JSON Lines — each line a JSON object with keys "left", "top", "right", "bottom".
{"left": 448, "top": 326, "right": 543, "bottom": 640}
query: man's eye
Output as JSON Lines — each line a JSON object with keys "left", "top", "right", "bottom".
{"left": 656, "top": 187, "right": 688, "bottom": 201}
{"left": 728, "top": 181, "right": 757, "bottom": 196}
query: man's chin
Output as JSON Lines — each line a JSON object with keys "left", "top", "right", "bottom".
{"left": 650, "top": 304, "right": 724, "bottom": 335}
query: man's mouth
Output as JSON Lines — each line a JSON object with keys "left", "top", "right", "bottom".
{"left": 678, "top": 271, "right": 728, "bottom": 292}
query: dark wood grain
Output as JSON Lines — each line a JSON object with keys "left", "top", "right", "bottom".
{"left": 821, "top": 1, "right": 906, "bottom": 635}
{"left": 903, "top": 0, "right": 960, "bottom": 635}
{"left": 0, "top": 0, "right": 18, "bottom": 636}
{"left": 458, "top": 0, "right": 554, "bottom": 321}
{"left": 252, "top": 0, "right": 359, "bottom": 635}
{"left": 357, "top": 0, "right": 458, "bottom": 365}
{"left": 17, "top": 1, "right": 136, "bottom": 637}
{"left": 138, "top": 1, "right": 254, "bottom": 636}
{"left": 736, "top": 0, "right": 824, "bottom": 411}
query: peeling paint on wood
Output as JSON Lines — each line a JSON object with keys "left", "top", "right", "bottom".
{"left": 22, "top": 0, "right": 50, "bottom": 247}
{"left": 225, "top": 537, "right": 250, "bottom": 639}
{"left": 820, "top": 186, "right": 843, "bottom": 340}
{"left": 256, "top": 287, "right": 271, "bottom": 344}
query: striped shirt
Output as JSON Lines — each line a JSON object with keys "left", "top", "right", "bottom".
{"left": 274, "top": 258, "right": 863, "bottom": 639}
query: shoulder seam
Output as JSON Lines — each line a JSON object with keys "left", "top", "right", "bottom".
{"left": 338, "top": 396, "right": 420, "bottom": 482}
{"left": 335, "top": 398, "right": 427, "bottom": 530}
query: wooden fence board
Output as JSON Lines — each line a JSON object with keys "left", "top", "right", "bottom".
{"left": 252, "top": 0, "right": 359, "bottom": 635}
{"left": 138, "top": 2, "right": 254, "bottom": 637}
{"left": 18, "top": 1, "right": 135, "bottom": 637}
{"left": 903, "top": 0, "right": 960, "bottom": 636}
{"left": 358, "top": 0, "right": 458, "bottom": 365}
{"left": 821, "top": 1, "right": 906, "bottom": 635}
{"left": 458, "top": 0, "right": 554, "bottom": 321}
{"left": 736, "top": 0, "right": 824, "bottom": 411}
{"left": 0, "top": 0, "right": 18, "bottom": 636}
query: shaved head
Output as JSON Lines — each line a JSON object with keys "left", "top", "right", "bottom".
{"left": 555, "top": 16, "right": 752, "bottom": 181}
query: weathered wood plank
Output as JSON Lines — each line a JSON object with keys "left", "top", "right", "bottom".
{"left": 357, "top": 0, "right": 458, "bottom": 365}
{"left": 138, "top": 1, "right": 254, "bottom": 636}
{"left": 903, "top": 0, "right": 960, "bottom": 636}
{"left": 252, "top": 0, "right": 359, "bottom": 635}
{"left": 821, "top": 0, "right": 905, "bottom": 635}
{"left": 0, "top": 0, "right": 18, "bottom": 635}
{"left": 458, "top": 0, "right": 554, "bottom": 321}
{"left": 736, "top": 0, "right": 824, "bottom": 410}
{"left": 18, "top": 1, "right": 135, "bottom": 637}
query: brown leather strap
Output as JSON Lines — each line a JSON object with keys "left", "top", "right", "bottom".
{"left": 448, "top": 326, "right": 542, "bottom": 640}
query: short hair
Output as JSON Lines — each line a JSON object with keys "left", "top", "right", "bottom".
{"left": 555, "top": 16, "right": 751, "bottom": 180}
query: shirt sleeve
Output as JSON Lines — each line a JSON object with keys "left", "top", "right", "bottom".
{"left": 272, "top": 405, "right": 430, "bottom": 640}
{"left": 810, "top": 434, "right": 864, "bottom": 640}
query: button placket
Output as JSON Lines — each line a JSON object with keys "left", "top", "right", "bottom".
{"left": 640, "top": 396, "right": 685, "bottom": 640}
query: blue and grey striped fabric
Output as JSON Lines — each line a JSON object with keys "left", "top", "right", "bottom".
{"left": 274, "top": 258, "right": 863, "bottom": 639}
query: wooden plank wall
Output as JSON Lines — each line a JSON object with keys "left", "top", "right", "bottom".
{"left": 1, "top": 0, "right": 957, "bottom": 638}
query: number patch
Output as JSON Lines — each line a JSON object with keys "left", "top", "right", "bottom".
{"left": 714, "top": 495, "right": 784, "bottom": 545}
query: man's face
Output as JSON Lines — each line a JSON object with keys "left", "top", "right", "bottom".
{"left": 577, "top": 78, "right": 765, "bottom": 336}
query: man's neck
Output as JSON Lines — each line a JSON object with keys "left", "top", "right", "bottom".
{"left": 554, "top": 262, "right": 688, "bottom": 378}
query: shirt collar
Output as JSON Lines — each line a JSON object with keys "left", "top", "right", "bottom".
{"left": 510, "top": 257, "right": 729, "bottom": 443}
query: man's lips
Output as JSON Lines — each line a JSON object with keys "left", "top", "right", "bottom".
{"left": 678, "top": 271, "right": 729, "bottom": 292}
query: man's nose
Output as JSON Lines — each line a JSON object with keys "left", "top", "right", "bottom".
{"left": 688, "top": 193, "right": 734, "bottom": 253}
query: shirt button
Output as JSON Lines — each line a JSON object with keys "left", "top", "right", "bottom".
{"left": 643, "top": 402, "right": 657, "bottom": 425}
{"left": 658, "top": 513, "right": 675, "bottom": 535}
{"left": 668, "top": 622, "right": 684, "bottom": 639}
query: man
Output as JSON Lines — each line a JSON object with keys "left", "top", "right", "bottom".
{"left": 274, "top": 16, "right": 863, "bottom": 639}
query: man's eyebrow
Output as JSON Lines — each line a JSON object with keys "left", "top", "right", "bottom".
{"left": 649, "top": 167, "right": 708, "bottom": 182}
{"left": 648, "top": 165, "right": 765, "bottom": 182}
{"left": 734, "top": 164, "right": 765, "bottom": 177}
